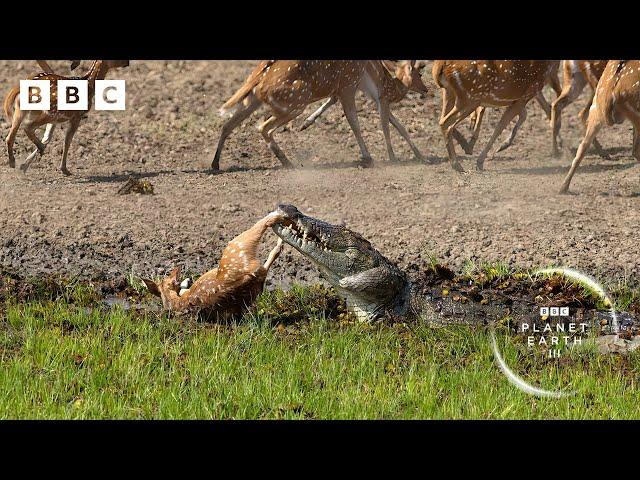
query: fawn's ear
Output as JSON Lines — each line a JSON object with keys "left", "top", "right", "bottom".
{"left": 142, "top": 279, "right": 161, "bottom": 297}
{"left": 167, "top": 267, "right": 182, "bottom": 283}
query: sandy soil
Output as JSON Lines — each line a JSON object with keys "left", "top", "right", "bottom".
{"left": 0, "top": 60, "right": 638, "bottom": 289}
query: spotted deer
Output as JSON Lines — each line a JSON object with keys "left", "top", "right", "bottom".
{"left": 213, "top": 60, "right": 376, "bottom": 170}
{"left": 454, "top": 62, "right": 562, "bottom": 155}
{"left": 550, "top": 60, "right": 608, "bottom": 157}
{"left": 298, "top": 60, "right": 430, "bottom": 162}
{"left": 4, "top": 59, "right": 129, "bottom": 175}
{"left": 559, "top": 60, "right": 640, "bottom": 194}
{"left": 143, "top": 211, "right": 285, "bottom": 321}
{"left": 433, "top": 60, "right": 558, "bottom": 171}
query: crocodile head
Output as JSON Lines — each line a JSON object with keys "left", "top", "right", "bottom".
{"left": 271, "top": 204, "right": 411, "bottom": 320}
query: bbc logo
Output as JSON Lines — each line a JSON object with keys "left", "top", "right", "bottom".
{"left": 19, "top": 80, "right": 126, "bottom": 111}
{"left": 540, "top": 307, "right": 569, "bottom": 317}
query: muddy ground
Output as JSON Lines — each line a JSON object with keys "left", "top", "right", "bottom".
{"left": 0, "top": 60, "right": 638, "bottom": 290}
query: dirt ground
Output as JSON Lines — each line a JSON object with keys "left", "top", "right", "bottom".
{"left": 0, "top": 60, "right": 638, "bottom": 290}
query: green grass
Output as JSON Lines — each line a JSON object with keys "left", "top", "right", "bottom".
{"left": 2, "top": 285, "right": 640, "bottom": 419}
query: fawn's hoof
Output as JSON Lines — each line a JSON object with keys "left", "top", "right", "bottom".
{"left": 551, "top": 149, "right": 563, "bottom": 159}
{"left": 61, "top": 168, "right": 72, "bottom": 176}
{"left": 18, "top": 164, "right": 28, "bottom": 173}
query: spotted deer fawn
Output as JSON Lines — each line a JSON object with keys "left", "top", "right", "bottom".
{"left": 4, "top": 60, "right": 129, "bottom": 175}
{"left": 551, "top": 60, "right": 608, "bottom": 157}
{"left": 433, "top": 60, "right": 558, "bottom": 171}
{"left": 213, "top": 60, "right": 377, "bottom": 170}
{"left": 298, "top": 60, "right": 430, "bottom": 162}
{"left": 143, "top": 211, "right": 285, "bottom": 321}
{"left": 560, "top": 60, "right": 640, "bottom": 193}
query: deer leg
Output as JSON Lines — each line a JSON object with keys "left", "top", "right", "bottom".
{"left": 442, "top": 89, "right": 474, "bottom": 155}
{"left": 495, "top": 108, "right": 527, "bottom": 154}
{"left": 5, "top": 110, "right": 25, "bottom": 168}
{"left": 212, "top": 95, "right": 261, "bottom": 170}
{"left": 551, "top": 73, "right": 586, "bottom": 157}
{"left": 389, "top": 111, "right": 425, "bottom": 161}
{"left": 378, "top": 100, "right": 397, "bottom": 163}
{"left": 300, "top": 97, "right": 337, "bottom": 131}
{"left": 476, "top": 100, "right": 527, "bottom": 171}
{"left": 618, "top": 104, "right": 640, "bottom": 162}
{"left": 59, "top": 118, "right": 81, "bottom": 176}
{"left": 337, "top": 86, "right": 373, "bottom": 167}
{"left": 263, "top": 238, "right": 284, "bottom": 270}
{"left": 439, "top": 99, "right": 476, "bottom": 173}
{"left": 19, "top": 123, "right": 48, "bottom": 173}
{"left": 42, "top": 123, "right": 56, "bottom": 146}
{"left": 577, "top": 91, "right": 609, "bottom": 160}
{"left": 559, "top": 112, "right": 603, "bottom": 194}
{"left": 535, "top": 91, "right": 552, "bottom": 120}
{"left": 466, "top": 106, "right": 485, "bottom": 154}
{"left": 257, "top": 113, "right": 298, "bottom": 168}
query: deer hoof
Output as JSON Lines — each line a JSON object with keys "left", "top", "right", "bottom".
{"left": 357, "top": 156, "right": 373, "bottom": 168}
{"left": 61, "top": 168, "right": 72, "bottom": 176}
{"left": 451, "top": 161, "right": 465, "bottom": 173}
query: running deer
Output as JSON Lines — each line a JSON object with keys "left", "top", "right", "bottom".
{"left": 298, "top": 60, "right": 430, "bottom": 162}
{"left": 4, "top": 59, "right": 129, "bottom": 175}
{"left": 551, "top": 60, "right": 608, "bottom": 157}
{"left": 213, "top": 60, "right": 375, "bottom": 170}
{"left": 433, "top": 60, "right": 558, "bottom": 172}
{"left": 142, "top": 211, "right": 285, "bottom": 321}
{"left": 454, "top": 62, "right": 562, "bottom": 155}
{"left": 559, "top": 60, "right": 640, "bottom": 194}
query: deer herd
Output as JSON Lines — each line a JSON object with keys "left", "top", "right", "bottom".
{"left": 3, "top": 59, "right": 640, "bottom": 193}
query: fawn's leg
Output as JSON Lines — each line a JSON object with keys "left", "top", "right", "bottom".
{"left": 212, "top": 95, "right": 261, "bottom": 170}
{"left": 263, "top": 238, "right": 284, "bottom": 270}
{"left": 59, "top": 117, "right": 81, "bottom": 175}
{"left": 300, "top": 97, "right": 337, "bottom": 131}
{"left": 337, "top": 85, "right": 373, "bottom": 167}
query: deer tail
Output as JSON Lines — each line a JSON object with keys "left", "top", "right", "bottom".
{"left": 3, "top": 86, "right": 19, "bottom": 122}
{"left": 219, "top": 60, "right": 274, "bottom": 115}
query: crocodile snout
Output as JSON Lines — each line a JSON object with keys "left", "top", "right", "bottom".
{"left": 275, "top": 204, "right": 302, "bottom": 219}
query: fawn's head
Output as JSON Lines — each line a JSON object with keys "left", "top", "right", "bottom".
{"left": 143, "top": 266, "right": 181, "bottom": 299}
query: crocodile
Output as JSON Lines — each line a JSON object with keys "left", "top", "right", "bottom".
{"left": 271, "top": 204, "right": 423, "bottom": 321}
